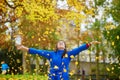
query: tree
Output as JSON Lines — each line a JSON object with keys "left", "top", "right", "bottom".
{"left": 103, "top": 25, "right": 120, "bottom": 79}
{"left": 0, "top": 0, "right": 23, "bottom": 74}
{"left": 102, "top": 0, "right": 120, "bottom": 79}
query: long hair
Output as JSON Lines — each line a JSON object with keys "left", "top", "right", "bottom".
{"left": 55, "top": 40, "right": 67, "bottom": 58}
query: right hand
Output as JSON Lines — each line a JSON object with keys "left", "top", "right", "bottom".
{"left": 16, "top": 44, "right": 23, "bottom": 50}
{"left": 15, "top": 44, "right": 29, "bottom": 52}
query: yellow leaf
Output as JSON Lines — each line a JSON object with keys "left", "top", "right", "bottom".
{"left": 106, "top": 67, "right": 110, "bottom": 72}
{"left": 43, "top": 38, "right": 46, "bottom": 41}
{"left": 34, "top": 69, "right": 37, "bottom": 71}
{"left": 107, "top": 31, "right": 110, "bottom": 34}
{"left": 35, "top": 44, "right": 38, "bottom": 46}
{"left": 55, "top": 32, "right": 59, "bottom": 35}
{"left": 45, "top": 62, "right": 48, "bottom": 65}
{"left": 12, "top": 67, "right": 14, "bottom": 69}
{"left": 38, "top": 38, "right": 41, "bottom": 41}
{"left": 96, "top": 57, "right": 99, "bottom": 60}
{"left": 69, "top": 72, "right": 74, "bottom": 76}
{"left": 63, "top": 69, "right": 67, "bottom": 72}
{"left": 75, "top": 61, "right": 78, "bottom": 65}
{"left": 44, "top": 31, "right": 49, "bottom": 35}
{"left": 70, "top": 55, "right": 74, "bottom": 59}
{"left": 112, "top": 42, "right": 114, "bottom": 46}
{"left": 15, "top": 69, "right": 17, "bottom": 72}
{"left": 46, "top": 28, "right": 49, "bottom": 30}
{"left": 87, "top": 50, "right": 90, "bottom": 54}
{"left": 69, "top": 70, "right": 75, "bottom": 76}
{"left": 31, "top": 36, "right": 34, "bottom": 39}
{"left": 54, "top": 65, "right": 59, "bottom": 69}
{"left": 117, "top": 35, "right": 119, "bottom": 40}
{"left": 65, "top": 54, "right": 68, "bottom": 58}
{"left": 17, "top": 59, "right": 21, "bottom": 63}
{"left": 112, "top": 67, "right": 114, "bottom": 70}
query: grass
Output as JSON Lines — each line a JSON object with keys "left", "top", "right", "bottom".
{"left": 0, "top": 74, "right": 48, "bottom": 80}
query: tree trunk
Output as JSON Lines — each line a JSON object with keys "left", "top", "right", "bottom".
{"left": 22, "top": 52, "right": 27, "bottom": 74}
{"left": 89, "top": 48, "right": 92, "bottom": 80}
{"left": 96, "top": 45, "right": 100, "bottom": 80}
{"left": 102, "top": 49, "right": 107, "bottom": 79}
{"left": 35, "top": 55, "right": 40, "bottom": 74}
{"left": 76, "top": 30, "right": 81, "bottom": 80}
{"left": 22, "top": 52, "right": 31, "bottom": 74}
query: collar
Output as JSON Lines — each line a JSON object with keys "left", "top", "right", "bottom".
{"left": 57, "top": 50, "right": 64, "bottom": 52}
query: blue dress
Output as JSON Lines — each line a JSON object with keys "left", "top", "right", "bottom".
{"left": 29, "top": 43, "right": 89, "bottom": 80}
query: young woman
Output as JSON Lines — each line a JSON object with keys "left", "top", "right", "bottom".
{"left": 55, "top": 41, "right": 100, "bottom": 80}
{"left": 16, "top": 40, "right": 100, "bottom": 80}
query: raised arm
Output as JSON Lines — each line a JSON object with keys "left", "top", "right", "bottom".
{"left": 68, "top": 41, "right": 100, "bottom": 58}
{"left": 16, "top": 45, "right": 53, "bottom": 60}
{"left": 68, "top": 43, "right": 90, "bottom": 57}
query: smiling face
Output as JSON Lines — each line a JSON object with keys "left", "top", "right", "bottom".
{"left": 56, "top": 40, "right": 66, "bottom": 50}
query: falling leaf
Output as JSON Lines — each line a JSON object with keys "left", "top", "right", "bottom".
{"left": 45, "top": 62, "right": 48, "bottom": 65}
{"left": 38, "top": 38, "right": 41, "bottom": 41}
{"left": 35, "top": 44, "right": 38, "bottom": 46}
{"left": 117, "top": 35, "right": 119, "bottom": 40}
{"left": 112, "top": 42, "right": 114, "bottom": 46}
{"left": 65, "top": 54, "right": 68, "bottom": 58}
{"left": 112, "top": 67, "right": 114, "bottom": 70}
{"left": 75, "top": 61, "right": 78, "bottom": 65}
{"left": 106, "top": 67, "right": 110, "bottom": 72}
{"left": 34, "top": 69, "right": 37, "bottom": 72}
{"left": 107, "top": 31, "right": 110, "bottom": 34}
{"left": 87, "top": 50, "right": 90, "bottom": 54}
{"left": 43, "top": 38, "right": 46, "bottom": 41}
{"left": 54, "top": 65, "right": 59, "bottom": 69}
{"left": 69, "top": 72, "right": 74, "bottom": 76}
{"left": 96, "top": 57, "right": 99, "bottom": 60}
{"left": 63, "top": 69, "right": 67, "bottom": 72}
{"left": 31, "top": 36, "right": 34, "bottom": 39}
{"left": 15, "top": 69, "right": 17, "bottom": 72}
{"left": 17, "top": 59, "right": 21, "bottom": 63}
{"left": 69, "top": 70, "right": 75, "bottom": 76}
{"left": 70, "top": 55, "right": 74, "bottom": 58}
{"left": 44, "top": 31, "right": 49, "bottom": 35}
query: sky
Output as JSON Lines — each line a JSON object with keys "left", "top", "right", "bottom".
{"left": 57, "top": 0, "right": 114, "bottom": 31}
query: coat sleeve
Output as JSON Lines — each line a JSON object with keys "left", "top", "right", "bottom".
{"left": 6, "top": 64, "right": 9, "bottom": 69}
{"left": 28, "top": 48, "right": 53, "bottom": 60}
{"left": 68, "top": 44, "right": 90, "bottom": 58}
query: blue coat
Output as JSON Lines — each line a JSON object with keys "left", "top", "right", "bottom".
{"left": 29, "top": 44, "right": 89, "bottom": 80}
{"left": 1, "top": 63, "right": 9, "bottom": 71}
{"left": 29, "top": 48, "right": 64, "bottom": 80}
{"left": 61, "top": 44, "right": 89, "bottom": 80}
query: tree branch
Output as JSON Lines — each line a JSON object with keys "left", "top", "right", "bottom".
{"left": 4, "top": 0, "right": 23, "bottom": 9}
{"left": 0, "top": 20, "right": 12, "bottom": 24}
